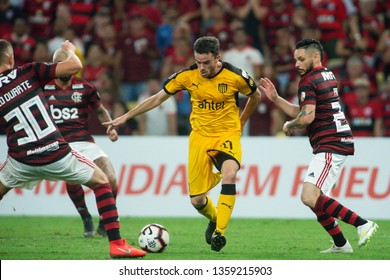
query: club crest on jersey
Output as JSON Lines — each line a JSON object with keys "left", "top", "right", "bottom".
{"left": 218, "top": 83, "right": 227, "bottom": 93}
{"left": 300, "top": 91, "right": 306, "bottom": 102}
{"left": 71, "top": 91, "right": 82, "bottom": 103}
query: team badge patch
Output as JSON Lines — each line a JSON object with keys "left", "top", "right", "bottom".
{"left": 218, "top": 83, "right": 227, "bottom": 93}
{"left": 71, "top": 91, "right": 83, "bottom": 103}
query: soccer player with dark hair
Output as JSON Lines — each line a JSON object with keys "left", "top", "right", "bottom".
{"left": 0, "top": 39, "right": 145, "bottom": 258}
{"left": 104, "top": 36, "right": 261, "bottom": 252}
{"left": 259, "top": 38, "right": 378, "bottom": 253}
{"left": 43, "top": 49, "right": 120, "bottom": 238}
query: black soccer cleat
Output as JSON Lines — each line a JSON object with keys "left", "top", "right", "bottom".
{"left": 82, "top": 216, "right": 96, "bottom": 238}
{"left": 211, "top": 231, "right": 226, "bottom": 252}
{"left": 205, "top": 221, "right": 216, "bottom": 245}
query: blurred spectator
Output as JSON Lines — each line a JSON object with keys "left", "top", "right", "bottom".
{"left": 23, "top": 0, "right": 59, "bottom": 40}
{"left": 137, "top": 78, "right": 178, "bottom": 136}
{"left": 114, "top": 12, "right": 159, "bottom": 105}
{"left": 65, "top": 0, "right": 101, "bottom": 38}
{"left": 84, "top": 6, "right": 113, "bottom": 45}
{"left": 160, "top": 22, "right": 194, "bottom": 80}
{"left": 379, "top": 76, "right": 390, "bottom": 136}
{"left": 309, "top": 0, "right": 348, "bottom": 62}
{"left": 338, "top": 55, "right": 376, "bottom": 104}
{"left": 375, "top": 29, "right": 390, "bottom": 85}
{"left": 3, "top": 17, "right": 36, "bottom": 66}
{"left": 271, "top": 28, "right": 296, "bottom": 96}
{"left": 259, "top": 0, "right": 293, "bottom": 59}
{"left": 47, "top": 16, "right": 71, "bottom": 55}
{"left": 222, "top": 27, "right": 264, "bottom": 80}
{"left": 175, "top": 0, "right": 202, "bottom": 37}
{"left": 201, "top": 1, "right": 232, "bottom": 51}
{"left": 155, "top": 4, "right": 181, "bottom": 58}
{"left": 33, "top": 41, "right": 51, "bottom": 62}
{"left": 93, "top": 23, "right": 118, "bottom": 70}
{"left": 228, "top": 0, "right": 267, "bottom": 50}
{"left": 82, "top": 43, "right": 108, "bottom": 86}
{"left": 222, "top": 27, "right": 264, "bottom": 136}
{"left": 127, "top": 0, "right": 163, "bottom": 35}
{"left": 290, "top": 2, "right": 312, "bottom": 40}
{"left": 344, "top": 77, "right": 383, "bottom": 136}
{"left": 0, "top": 0, "right": 23, "bottom": 38}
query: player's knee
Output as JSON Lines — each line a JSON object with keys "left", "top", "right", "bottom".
{"left": 222, "top": 169, "right": 237, "bottom": 183}
{"left": 190, "top": 195, "right": 207, "bottom": 209}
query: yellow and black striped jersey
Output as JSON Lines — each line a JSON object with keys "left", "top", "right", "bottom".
{"left": 163, "top": 62, "right": 257, "bottom": 137}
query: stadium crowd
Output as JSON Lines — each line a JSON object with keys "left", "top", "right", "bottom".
{"left": 1, "top": 0, "right": 389, "bottom": 136}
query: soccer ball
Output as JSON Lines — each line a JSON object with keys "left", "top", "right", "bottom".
{"left": 138, "top": 223, "right": 170, "bottom": 253}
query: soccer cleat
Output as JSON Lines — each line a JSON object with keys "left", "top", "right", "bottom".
{"left": 109, "top": 238, "right": 146, "bottom": 258}
{"left": 320, "top": 240, "right": 353, "bottom": 253}
{"left": 82, "top": 216, "right": 96, "bottom": 238}
{"left": 205, "top": 221, "right": 216, "bottom": 245}
{"left": 357, "top": 220, "right": 378, "bottom": 247}
{"left": 96, "top": 219, "right": 107, "bottom": 237}
{"left": 211, "top": 231, "right": 226, "bottom": 252}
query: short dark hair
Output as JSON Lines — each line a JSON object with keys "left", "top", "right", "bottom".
{"left": 0, "top": 39, "right": 12, "bottom": 65}
{"left": 296, "top": 38, "right": 324, "bottom": 61}
{"left": 193, "top": 36, "right": 220, "bottom": 56}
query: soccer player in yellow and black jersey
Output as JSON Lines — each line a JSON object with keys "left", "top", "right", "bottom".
{"left": 105, "top": 36, "right": 261, "bottom": 252}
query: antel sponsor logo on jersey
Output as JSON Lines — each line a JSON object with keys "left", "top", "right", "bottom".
{"left": 197, "top": 99, "right": 225, "bottom": 110}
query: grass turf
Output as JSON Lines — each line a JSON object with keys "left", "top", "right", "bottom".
{"left": 0, "top": 216, "right": 389, "bottom": 260}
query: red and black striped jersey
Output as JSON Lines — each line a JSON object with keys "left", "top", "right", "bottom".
{"left": 44, "top": 76, "right": 102, "bottom": 143}
{"left": 0, "top": 62, "right": 71, "bottom": 165}
{"left": 298, "top": 65, "right": 354, "bottom": 155}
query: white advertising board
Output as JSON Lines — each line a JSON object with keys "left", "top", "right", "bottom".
{"left": 0, "top": 136, "right": 389, "bottom": 219}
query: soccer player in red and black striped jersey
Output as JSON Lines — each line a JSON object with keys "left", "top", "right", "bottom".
{"left": 44, "top": 49, "right": 119, "bottom": 238}
{"left": 259, "top": 38, "right": 378, "bottom": 253}
{"left": 0, "top": 39, "right": 145, "bottom": 258}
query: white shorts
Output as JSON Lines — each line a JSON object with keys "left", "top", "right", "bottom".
{"left": 68, "top": 141, "right": 108, "bottom": 162}
{"left": 0, "top": 150, "right": 96, "bottom": 190}
{"left": 304, "top": 152, "right": 348, "bottom": 196}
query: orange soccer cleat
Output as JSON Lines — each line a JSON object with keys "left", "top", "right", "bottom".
{"left": 109, "top": 238, "right": 146, "bottom": 258}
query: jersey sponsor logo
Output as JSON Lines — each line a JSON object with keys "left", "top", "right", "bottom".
{"left": 0, "top": 69, "right": 17, "bottom": 87}
{"left": 71, "top": 91, "right": 82, "bottom": 103}
{"left": 197, "top": 99, "right": 225, "bottom": 110}
{"left": 26, "top": 141, "right": 59, "bottom": 156}
{"left": 50, "top": 105, "right": 79, "bottom": 122}
{"left": 44, "top": 84, "right": 55, "bottom": 90}
{"left": 72, "top": 84, "right": 84, "bottom": 89}
{"left": 218, "top": 83, "right": 227, "bottom": 93}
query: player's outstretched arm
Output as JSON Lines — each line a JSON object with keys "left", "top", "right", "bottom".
{"left": 258, "top": 78, "right": 300, "bottom": 118}
{"left": 103, "top": 89, "right": 172, "bottom": 134}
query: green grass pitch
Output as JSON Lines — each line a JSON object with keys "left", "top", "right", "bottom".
{"left": 0, "top": 216, "right": 389, "bottom": 260}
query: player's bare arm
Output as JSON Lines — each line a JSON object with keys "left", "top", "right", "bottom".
{"left": 55, "top": 41, "right": 82, "bottom": 77}
{"left": 259, "top": 77, "right": 300, "bottom": 118}
{"left": 240, "top": 88, "right": 261, "bottom": 130}
{"left": 95, "top": 104, "right": 118, "bottom": 142}
{"left": 283, "top": 104, "right": 315, "bottom": 136}
{"left": 103, "top": 89, "right": 171, "bottom": 133}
